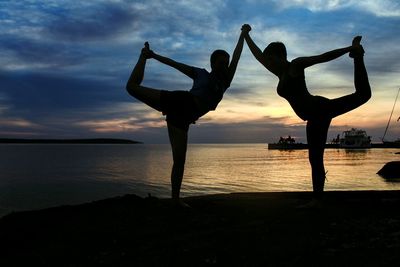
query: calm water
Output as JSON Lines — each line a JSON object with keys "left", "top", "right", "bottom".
{"left": 1, "top": 143, "right": 399, "bottom": 216}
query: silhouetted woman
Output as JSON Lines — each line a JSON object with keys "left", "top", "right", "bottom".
{"left": 126, "top": 28, "right": 247, "bottom": 206}
{"left": 242, "top": 24, "right": 371, "bottom": 197}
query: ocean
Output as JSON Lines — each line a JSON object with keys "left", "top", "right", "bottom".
{"left": 0, "top": 143, "right": 399, "bottom": 216}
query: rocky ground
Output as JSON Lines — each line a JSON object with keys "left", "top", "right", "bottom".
{"left": 1, "top": 191, "right": 399, "bottom": 266}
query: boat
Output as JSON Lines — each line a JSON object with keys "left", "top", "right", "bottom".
{"left": 268, "top": 129, "right": 371, "bottom": 150}
{"left": 268, "top": 136, "right": 308, "bottom": 150}
{"left": 339, "top": 128, "right": 371, "bottom": 148}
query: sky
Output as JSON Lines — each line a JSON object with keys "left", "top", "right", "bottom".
{"left": 1, "top": 0, "right": 400, "bottom": 143}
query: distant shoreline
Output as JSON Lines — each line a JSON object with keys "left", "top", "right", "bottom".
{"left": 0, "top": 138, "right": 142, "bottom": 144}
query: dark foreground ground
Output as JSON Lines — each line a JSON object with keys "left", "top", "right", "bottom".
{"left": 1, "top": 191, "right": 400, "bottom": 266}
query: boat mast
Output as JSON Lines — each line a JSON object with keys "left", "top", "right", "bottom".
{"left": 382, "top": 87, "right": 400, "bottom": 141}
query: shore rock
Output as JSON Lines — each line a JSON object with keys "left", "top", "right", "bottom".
{"left": 377, "top": 161, "right": 400, "bottom": 179}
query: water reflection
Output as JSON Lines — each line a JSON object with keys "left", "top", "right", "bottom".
{"left": 1, "top": 144, "right": 400, "bottom": 216}
{"left": 381, "top": 177, "right": 400, "bottom": 184}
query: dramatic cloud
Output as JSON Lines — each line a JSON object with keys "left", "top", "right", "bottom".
{"left": 270, "top": 0, "right": 400, "bottom": 17}
{"left": 45, "top": 3, "right": 138, "bottom": 42}
{"left": 1, "top": 0, "right": 399, "bottom": 143}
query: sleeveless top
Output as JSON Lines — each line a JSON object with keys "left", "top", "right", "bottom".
{"left": 189, "top": 67, "right": 227, "bottom": 113}
{"left": 277, "top": 62, "right": 313, "bottom": 121}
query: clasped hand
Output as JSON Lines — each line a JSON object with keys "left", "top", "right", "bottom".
{"left": 241, "top": 24, "right": 251, "bottom": 34}
{"left": 141, "top": 42, "right": 154, "bottom": 59}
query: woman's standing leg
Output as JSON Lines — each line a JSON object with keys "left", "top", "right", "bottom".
{"left": 167, "top": 123, "right": 189, "bottom": 206}
{"left": 306, "top": 118, "right": 331, "bottom": 197}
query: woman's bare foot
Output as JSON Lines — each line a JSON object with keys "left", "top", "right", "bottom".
{"left": 297, "top": 197, "right": 324, "bottom": 209}
{"left": 173, "top": 198, "right": 191, "bottom": 209}
{"left": 349, "top": 36, "right": 365, "bottom": 58}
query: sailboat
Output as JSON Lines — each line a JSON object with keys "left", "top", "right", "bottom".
{"left": 382, "top": 88, "right": 400, "bottom": 147}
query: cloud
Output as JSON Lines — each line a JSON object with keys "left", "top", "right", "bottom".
{"left": 0, "top": 34, "right": 88, "bottom": 70}
{"left": 272, "top": 0, "right": 352, "bottom": 12}
{"left": 0, "top": 0, "right": 399, "bottom": 142}
{"left": 0, "top": 69, "right": 134, "bottom": 132}
{"left": 77, "top": 114, "right": 165, "bottom": 133}
{"left": 44, "top": 2, "right": 139, "bottom": 42}
{"left": 0, "top": 93, "right": 43, "bottom": 136}
{"left": 188, "top": 116, "right": 306, "bottom": 143}
{"left": 270, "top": 0, "right": 400, "bottom": 17}
{"left": 356, "top": 1, "right": 400, "bottom": 17}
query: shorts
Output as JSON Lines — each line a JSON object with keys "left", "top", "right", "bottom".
{"left": 160, "top": 90, "right": 203, "bottom": 131}
{"left": 290, "top": 95, "right": 331, "bottom": 121}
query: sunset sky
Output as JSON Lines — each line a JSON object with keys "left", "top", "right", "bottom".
{"left": 1, "top": 0, "right": 400, "bottom": 143}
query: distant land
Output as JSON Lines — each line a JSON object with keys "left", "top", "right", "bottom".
{"left": 0, "top": 138, "right": 142, "bottom": 144}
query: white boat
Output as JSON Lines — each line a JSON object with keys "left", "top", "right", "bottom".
{"left": 339, "top": 128, "right": 371, "bottom": 148}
